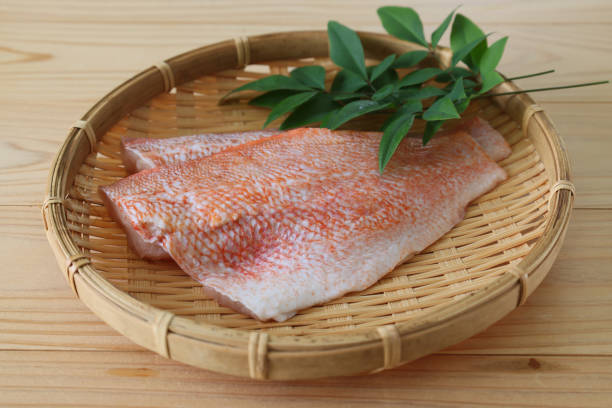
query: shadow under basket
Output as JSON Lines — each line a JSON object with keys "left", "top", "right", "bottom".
{"left": 43, "top": 31, "right": 574, "bottom": 380}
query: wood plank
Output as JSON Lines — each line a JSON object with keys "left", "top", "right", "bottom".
{"left": 2, "top": 206, "right": 611, "bottom": 355}
{"left": 540, "top": 103, "right": 612, "bottom": 209}
{"left": 0, "top": 206, "right": 141, "bottom": 351}
{"left": 1, "top": 18, "right": 610, "bottom": 103}
{"left": 1, "top": 0, "right": 611, "bottom": 25}
{"left": 1, "top": 350, "right": 611, "bottom": 407}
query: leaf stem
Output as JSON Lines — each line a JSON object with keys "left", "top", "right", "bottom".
{"left": 478, "top": 80, "right": 609, "bottom": 98}
{"left": 506, "top": 69, "right": 555, "bottom": 81}
{"left": 365, "top": 79, "right": 377, "bottom": 93}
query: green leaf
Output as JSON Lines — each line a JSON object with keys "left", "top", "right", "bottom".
{"left": 422, "top": 120, "right": 445, "bottom": 145}
{"left": 447, "top": 77, "right": 466, "bottom": 101}
{"left": 454, "top": 98, "right": 471, "bottom": 114}
{"left": 328, "top": 21, "right": 368, "bottom": 80}
{"left": 372, "top": 84, "right": 395, "bottom": 101}
{"left": 290, "top": 66, "right": 326, "bottom": 90}
{"left": 377, "top": 6, "right": 428, "bottom": 47}
{"left": 381, "top": 101, "right": 422, "bottom": 130}
{"left": 331, "top": 69, "right": 368, "bottom": 93}
{"left": 422, "top": 96, "right": 460, "bottom": 121}
{"left": 323, "top": 100, "right": 391, "bottom": 130}
{"left": 397, "top": 86, "right": 445, "bottom": 100}
{"left": 393, "top": 50, "right": 428, "bottom": 68}
{"left": 478, "top": 36, "right": 508, "bottom": 74}
{"left": 372, "top": 67, "right": 399, "bottom": 88}
{"left": 463, "top": 79, "right": 478, "bottom": 89}
{"left": 249, "top": 90, "right": 297, "bottom": 108}
{"left": 398, "top": 68, "right": 443, "bottom": 88}
{"left": 479, "top": 70, "right": 504, "bottom": 94}
{"left": 379, "top": 111, "right": 416, "bottom": 172}
{"left": 331, "top": 92, "right": 367, "bottom": 101}
{"left": 451, "top": 33, "right": 488, "bottom": 67}
{"left": 431, "top": 6, "right": 459, "bottom": 49}
{"left": 450, "top": 14, "right": 488, "bottom": 70}
{"left": 280, "top": 93, "right": 340, "bottom": 130}
{"left": 370, "top": 55, "right": 396, "bottom": 82}
{"left": 435, "top": 67, "right": 474, "bottom": 82}
{"left": 263, "top": 91, "right": 318, "bottom": 128}
{"left": 228, "top": 75, "right": 311, "bottom": 95}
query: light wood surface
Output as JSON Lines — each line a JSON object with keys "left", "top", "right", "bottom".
{"left": 1, "top": 0, "right": 611, "bottom": 405}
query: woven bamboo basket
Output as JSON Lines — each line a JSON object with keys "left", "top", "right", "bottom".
{"left": 43, "top": 31, "right": 574, "bottom": 380}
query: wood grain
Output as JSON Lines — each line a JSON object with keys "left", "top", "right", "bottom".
{"left": 1, "top": 0, "right": 611, "bottom": 404}
{"left": 0, "top": 206, "right": 140, "bottom": 351}
{"left": 1, "top": 350, "right": 612, "bottom": 408}
{"left": 544, "top": 104, "right": 612, "bottom": 208}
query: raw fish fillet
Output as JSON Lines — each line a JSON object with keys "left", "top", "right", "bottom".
{"left": 450, "top": 116, "right": 512, "bottom": 161}
{"left": 118, "top": 118, "right": 511, "bottom": 260}
{"left": 120, "top": 117, "right": 510, "bottom": 173}
{"left": 122, "top": 130, "right": 278, "bottom": 173}
{"left": 101, "top": 128, "right": 507, "bottom": 321}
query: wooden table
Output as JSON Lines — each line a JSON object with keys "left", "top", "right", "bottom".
{"left": 1, "top": 1, "right": 611, "bottom": 406}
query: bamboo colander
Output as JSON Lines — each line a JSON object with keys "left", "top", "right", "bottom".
{"left": 43, "top": 31, "right": 573, "bottom": 380}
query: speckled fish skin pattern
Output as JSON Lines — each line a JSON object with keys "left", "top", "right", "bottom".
{"left": 449, "top": 116, "right": 512, "bottom": 162}
{"left": 102, "top": 128, "right": 507, "bottom": 321}
{"left": 120, "top": 117, "right": 510, "bottom": 172}
{"left": 121, "top": 130, "right": 278, "bottom": 173}
{"left": 118, "top": 119, "right": 511, "bottom": 261}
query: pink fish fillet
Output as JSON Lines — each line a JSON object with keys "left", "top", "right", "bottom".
{"left": 100, "top": 128, "right": 507, "bottom": 322}
{"left": 122, "top": 130, "right": 278, "bottom": 173}
{"left": 450, "top": 116, "right": 512, "bottom": 161}
{"left": 117, "top": 118, "right": 511, "bottom": 260}
{"left": 121, "top": 117, "right": 510, "bottom": 173}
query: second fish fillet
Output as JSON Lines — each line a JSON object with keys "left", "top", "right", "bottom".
{"left": 122, "top": 130, "right": 278, "bottom": 173}
{"left": 121, "top": 117, "right": 509, "bottom": 173}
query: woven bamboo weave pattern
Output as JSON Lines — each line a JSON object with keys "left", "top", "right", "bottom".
{"left": 63, "top": 58, "right": 550, "bottom": 336}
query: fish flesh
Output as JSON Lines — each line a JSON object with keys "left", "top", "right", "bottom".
{"left": 121, "top": 117, "right": 509, "bottom": 173}
{"left": 121, "top": 118, "right": 508, "bottom": 173}
{"left": 118, "top": 118, "right": 511, "bottom": 260}
{"left": 101, "top": 127, "right": 507, "bottom": 321}
{"left": 450, "top": 116, "right": 512, "bottom": 162}
{"left": 103, "top": 128, "right": 507, "bottom": 321}
{"left": 122, "top": 130, "right": 278, "bottom": 173}
{"left": 115, "top": 119, "right": 511, "bottom": 261}
{"left": 116, "top": 129, "right": 276, "bottom": 259}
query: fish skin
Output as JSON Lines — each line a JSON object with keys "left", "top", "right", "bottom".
{"left": 116, "top": 118, "right": 510, "bottom": 260}
{"left": 120, "top": 117, "right": 510, "bottom": 173}
{"left": 121, "top": 130, "right": 278, "bottom": 173}
{"left": 101, "top": 128, "right": 507, "bottom": 322}
{"left": 450, "top": 116, "right": 512, "bottom": 161}
{"left": 101, "top": 188, "right": 168, "bottom": 260}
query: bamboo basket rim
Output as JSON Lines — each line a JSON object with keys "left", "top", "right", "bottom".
{"left": 43, "top": 30, "right": 574, "bottom": 379}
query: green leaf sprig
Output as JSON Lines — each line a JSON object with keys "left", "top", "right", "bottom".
{"left": 224, "top": 6, "right": 609, "bottom": 172}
